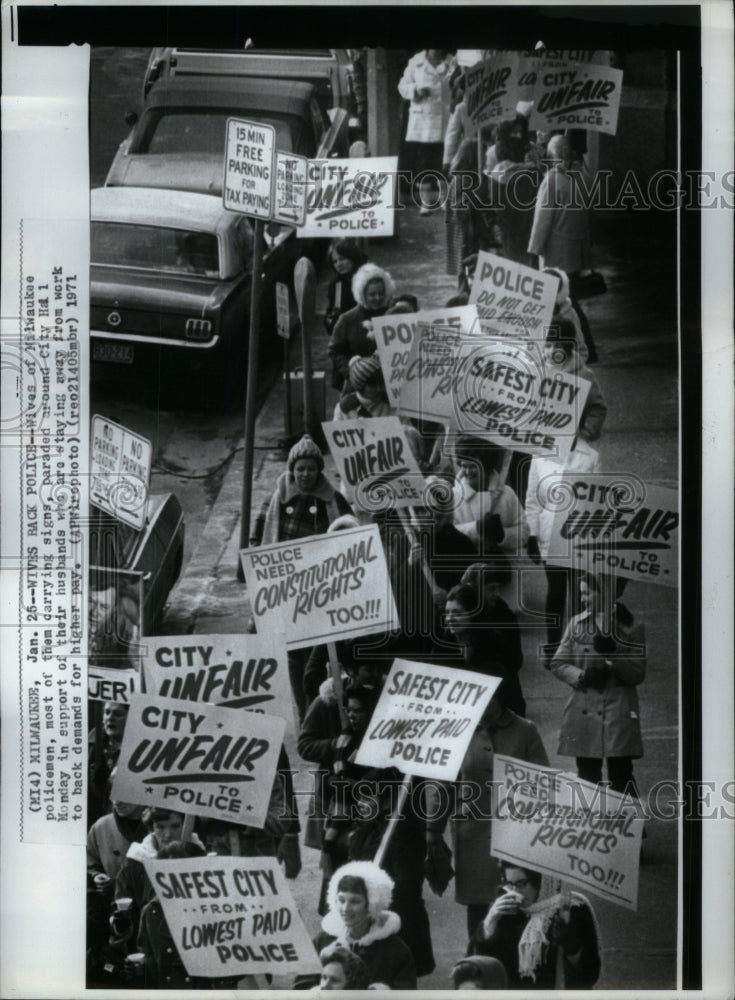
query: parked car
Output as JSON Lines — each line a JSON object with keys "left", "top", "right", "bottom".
{"left": 91, "top": 186, "right": 301, "bottom": 401}
{"left": 141, "top": 46, "right": 365, "bottom": 133}
{"left": 105, "top": 76, "right": 347, "bottom": 193}
{"left": 90, "top": 492, "right": 185, "bottom": 638}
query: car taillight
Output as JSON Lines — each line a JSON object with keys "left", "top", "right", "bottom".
{"left": 185, "top": 318, "right": 212, "bottom": 341}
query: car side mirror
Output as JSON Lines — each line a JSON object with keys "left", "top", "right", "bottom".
{"left": 124, "top": 111, "right": 139, "bottom": 127}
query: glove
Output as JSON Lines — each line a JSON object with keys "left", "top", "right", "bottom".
{"left": 549, "top": 912, "right": 582, "bottom": 954}
{"left": 526, "top": 535, "right": 542, "bottom": 563}
{"left": 593, "top": 632, "right": 616, "bottom": 655}
{"left": 277, "top": 833, "right": 302, "bottom": 879}
{"left": 582, "top": 661, "right": 610, "bottom": 691}
{"left": 424, "top": 837, "right": 454, "bottom": 896}
{"left": 477, "top": 514, "right": 505, "bottom": 547}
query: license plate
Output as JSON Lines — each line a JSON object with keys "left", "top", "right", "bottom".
{"left": 93, "top": 342, "right": 134, "bottom": 364}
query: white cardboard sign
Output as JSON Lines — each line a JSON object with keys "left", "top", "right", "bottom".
{"left": 112, "top": 694, "right": 285, "bottom": 827}
{"left": 545, "top": 476, "right": 678, "bottom": 586}
{"left": 322, "top": 416, "right": 426, "bottom": 512}
{"left": 373, "top": 305, "right": 479, "bottom": 405}
{"left": 90, "top": 414, "right": 152, "bottom": 529}
{"left": 88, "top": 665, "right": 140, "bottom": 705}
{"left": 142, "top": 856, "right": 320, "bottom": 977}
{"left": 453, "top": 338, "right": 591, "bottom": 462}
{"left": 491, "top": 755, "right": 643, "bottom": 909}
{"left": 464, "top": 53, "right": 523, "bottom": 127}
{"left": 397, "top": 322, "right": 467, "bottom": 425}
{"left": 142, "top": 633, "right": 293, "bottom": 721}
{"left": 355, "top": 659, "right": 500, "bottom": 780}
{"left": 299, "top": 157, "right": 398, "bottom": 238}
{"left": 529, "top": 62, "right": 624, "bottom": 135}
{"left": 240, "top": 524, "right": 399, "bottom": 650}
{"left": 223, "top": 118, "right": 275, "bottom": 218}
{"left": 468, "top": 251, "right": 559, "bottom": 341}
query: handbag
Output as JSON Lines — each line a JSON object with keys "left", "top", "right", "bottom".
{"left": 571, "top": 270, "right": 607, "bottom": 300}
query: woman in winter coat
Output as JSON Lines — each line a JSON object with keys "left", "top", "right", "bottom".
{"left": 528, "top": 135, "right": 597, "bottom": 360}
{"left": 300, "top": 862, "right": 417, "bottom": 989}
{"left": 444, "top": 694, "right": 549, "bottom": 939}
{"left": 486, "top": 118, "right": 541, "bottom": 266}
{"left": 328, "top": 263, "right": 395, "bottom": 392}
{"left": 451, "top": 435, "right": 529, "bottom": 555}
{"left": 544, "top": 266, "right": 593, "bottom": 364}
{"left": 250, "top": 434, "right": 352, "bottom": 722}
{"left": 469, "top": 863, "right": 601, "bottom": 989}
{"left": 324, "top": 239, "right": 368, "bottom": 342}
{"left": 333, "top": 353, "right": 394, "bottom": 421}
{"left": 445, "top": 138, "right": 488, "bottom": 277}
{"left": 398, "top": 49, "right": 457, "bottom": 212}
{"left": 551, "top": 572, "right": 646, "bottom": 795}
{"left": 525, "top": 437, "right": 601, "bottom": 656}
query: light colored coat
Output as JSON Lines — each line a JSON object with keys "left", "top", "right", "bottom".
{"left": 551, "top": 612, "right": 646, "bottom": 759}
{"left": 525, "top": 440, "right": 601, "bottom": 558}
{"left": 452, "top": 472, "right": 529, "bottom": 554}
{"left": 398, "top": 51, "right": 456, "bottom": 144}
{"left": 528, "top": 164, "right": 592, "bottom": 273}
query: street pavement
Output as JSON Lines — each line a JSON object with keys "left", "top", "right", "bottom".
{"left": 159, "top": 205, "right": 679, "bottom": 990}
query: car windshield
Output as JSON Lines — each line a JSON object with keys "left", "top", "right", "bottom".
{"left": 91, "top": 222, "right": 220, "bottom": 276}
{"left": 141, "top": 111, "right": 299, "bottom": 155}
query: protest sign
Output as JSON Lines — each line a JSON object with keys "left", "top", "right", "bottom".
{"left": 355, "top": 659, "right": 500, "bottom": 780}
{"left": 453, "top": 338, "right": 591, "bottom": 462}
{"left": 468, "top": 251, "right": 559, "bottom": 341}
{"left": 142, "top": 634, "right": 292, "bottom": 722}
{"left": 112, "top": 694, "right": 285, "bottom": 827}
{"left": 530, "top": 61, "right": 624, "bottom": 135}
{"left": 516, "top": 51, "right": 610, "bottom": 102}
{"left": 545, "top": 476, "right": 678, "bottom": 586}
{"left": 88, "top": 665, "right": 139, "bottom": 704}
{"left": 322, "top": 417, "right": 425, "bottom": 512}
{"left": 492, "top": 755, "right": 643, "bottom": 909}
{"left": 90, "top": 415, "right": 152, "bottom": 529}
{"left": 240, "top": 524, "right": 398, "bottom": 649}
{"left": 372, "top": 305, "right": 479, "bottom": 405}
{"left": 298, "top": 157, "right": 398, "bottom": 237}
{"left": 464, "top": 54, "right": 522, "bottom": 128}
{"left": 142, "top": 856, "right": 320, "bottom": 978}
{"left": 223, "top": 118, "right": 275, "bottom": 218}
{"left": 397, "top": 322, "right": 467, "bottom": 425}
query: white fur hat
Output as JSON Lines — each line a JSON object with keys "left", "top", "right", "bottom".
{"left": 351, "top": 263, "right": 396, "bottom": 309}
{"left": 326, "top": 861, "right": 395, "bottom": 921}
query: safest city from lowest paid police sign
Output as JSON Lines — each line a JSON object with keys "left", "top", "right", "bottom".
{"left": 112, "top": 694, "right": 285, "bottom": 827}
{"left": 141, "top": 856, "right": 320, "bottom": 978}
{"left": 240, "top": 523, "right": 399, "bottom": 650}
{"left": 355, "top": 659, "right": 501, "bottom": 780}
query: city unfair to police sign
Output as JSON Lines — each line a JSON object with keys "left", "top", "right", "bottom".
{"left": 224, "top": 119, "right": 275, "bottom": 218}
{"left": 90, "top": 414, "right": 152, "bottom": 529}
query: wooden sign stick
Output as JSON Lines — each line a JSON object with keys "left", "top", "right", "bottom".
{"left": 327, "top": 641, "right": 348, "bottom": 728}
{"left": 373, "top": 773, "right": 412, "bottom": 868}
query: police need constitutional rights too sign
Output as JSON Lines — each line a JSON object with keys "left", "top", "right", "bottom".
{"left": 240, "top": 524, "right": 398, "bottom": 649}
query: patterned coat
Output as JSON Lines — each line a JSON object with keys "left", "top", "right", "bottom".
{"left": 252, "top": 471, "right": 351, "bottom": 545}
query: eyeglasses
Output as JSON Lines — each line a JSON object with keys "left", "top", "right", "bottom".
{"left": 502, "top": 878, "right": 530, "bottom": 890}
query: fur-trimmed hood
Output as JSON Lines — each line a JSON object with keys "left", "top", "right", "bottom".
{"left": 322, "top": 907, "right": 402, "bottom": 948}
{"left": 322, "top": 861, "right": 399, "bottom": 943}
{"left": 351, "top": 264, "right": 395, "bottom": 310}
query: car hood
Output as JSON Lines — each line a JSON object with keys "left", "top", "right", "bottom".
{"left": 91, "top": 265, "right": 237, "bottom": 315}
{"left": 107, "top": 153, "right": 225, "bottom": 195}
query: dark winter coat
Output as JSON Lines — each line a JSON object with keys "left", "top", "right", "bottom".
{"left": 313, "top": 912, "right": 417, "bottom": 990}
{"left": 328, "top": 304, "right": 386, "bottom": 390}
{"left": 551, "top": 612, "right": 646, "bottom": 759}
{"left": 297, "top": 680, "right": 344, "bottom": 850}
{"left": 452, "top": 710, "right": 549, "bottom": 904}
{"left": 469, "top": 896, "right": 601, "bottom": 989}
{"left": 251, "top": 470, "right": 352, "bottom": 546}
